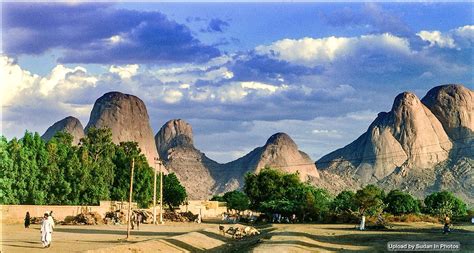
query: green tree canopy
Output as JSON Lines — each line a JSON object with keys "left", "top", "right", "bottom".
{"left": 112, "top": 142, "right": 153, "bottom": 208}
{"left": 79, "top": 127, "right": 116, "bottom": 205}
{"left": 355, "top": 185, "right": 385, "bottom": 216}
{"left": 424, "top": 191, "right": 467, "bottom": 217}
{"left": 223, "top": 190, "right": 250, "bottom": 212}
{"left": 162, "top": 173, "right": 187, "bottom": 210}
{"left": 331, "top": 190, "right": 357, "bottom": 215}
{"left": 385, "top": 190, "right": 419, "bottom": 215}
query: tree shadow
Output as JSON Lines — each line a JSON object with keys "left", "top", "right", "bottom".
{"left": 163, "top": 238, "right": 205, "bottom": 252}
{"left": 54, "top": 227, "right": 185, "bottom": 237}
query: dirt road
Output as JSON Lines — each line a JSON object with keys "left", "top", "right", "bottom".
{"left": 1, "top": 222, "right": 473, "bottom": 252}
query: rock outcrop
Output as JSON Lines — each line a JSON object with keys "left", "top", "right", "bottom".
{"left": 155, "top": 119, "right": 219, "bottom": 200}
{"left": 317, "top": 91, "right": 452, "bottom": 182}
{"left": 422, "top": 84, "right": 474, "bottom": 158}
{"left": 85, "top": 92, "right": 159, "bottom": 166}
{"left": 216, "top": 133, "right": 320, "bottom": 192}
{"left": 317, "top": 84, "right": 473, "bottom": 204}
{"left": 42, "top": 116, "right": 85, "bottom": 144}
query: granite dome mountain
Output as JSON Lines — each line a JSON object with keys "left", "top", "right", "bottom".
{"left": 42, "top": 84, "right": 473, "bottom": 203}
{"left": 317, "top": 84, "right": 473, "bottom": 204}
{"left": 154, "top": 120, "right": 320, "bottom": 199}
{"left": 42, "top": 116, "right": 85, "bottom": 145}
{"left": 85, "top": 92, "right": 160, "bottom": 167}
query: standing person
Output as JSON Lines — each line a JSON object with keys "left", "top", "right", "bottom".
{"left": 24, "top": 212, "right": 31, "bottom": 228}
{"left": 443, "top": 214, "right": 451, "bottom": 234}
{"left": 359, "top": 215, "right": 366, "bottom": 230}
{"left": 136, "top": 212, "right": 142, "bottom": 231}
{"left": 130, "top": 212, "right": 136, "bottom": 230}
{"left": 40, "top": 213, "right": 53, "bottom": 248}
{"left": 49, "top": 211, "right": 55, "bottom": 229}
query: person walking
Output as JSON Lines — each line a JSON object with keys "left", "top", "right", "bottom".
{"left": 24, "top": 212, "right": 31, "bottom": 228}
{"left": 40, "top": 213, "right": 53, "bottom": 248}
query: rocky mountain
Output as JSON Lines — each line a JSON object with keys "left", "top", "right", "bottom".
{"left": 154, "top": 121, "right": 321, "bottom": 199}
{"left": 422, "top": 84, "right": 473, "bottom": 158}
{"left": 42, "top": 116, "right": 85, "bottom": 145}
{"left": 85, "top": 91, "right": 159, "bottom": 166}
{"left": 317, "top": 84, "right": 473, "bottom": 204}
{"left": 155, "top": 119, "right": 219, "bottom": 200}
{"left": 214, "top": 132, "right": 320, "bottom": 193}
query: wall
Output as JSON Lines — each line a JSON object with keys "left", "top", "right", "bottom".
{"left": 1, "top": 200, "right": 226, "bottom": 223}
{"left": 177, "top": 201, "right": 227, "bottom": 218}
{"left": 0, "top": 201, "right": 136, "bottom": 224}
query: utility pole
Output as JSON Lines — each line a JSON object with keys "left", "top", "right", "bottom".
{"left": 126, "top": 157, "right": 135, "bottom": 239}
{"left": 159, "top": 160, "right": 164, "bottom": 224}
{"left": 153, "top": 157, "right": 158, "bottom": 225}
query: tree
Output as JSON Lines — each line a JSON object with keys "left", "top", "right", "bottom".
{"left": 0, "top": 136, "right": 16, "bottom": 204}
{"left": 384, "top": 190, "right": 419, "bottom": 215}
{"left": 162, "top": 173, "right": 187, "bottom": 210}
{"left": 210, "top": 195, "right": 225, "bottom": 202}
{"left": 112, "top": 142, "right": 153, "bottom": 208}
{"left": 244, "top": 167, "right": 300, "bottom": 211}
{"left": 223, "top": 190, "right": 250, "bottom": 213}
{"left": 424, "top": 191, "right": 467, "bottom": 217}
{"left": 78, "top": 127, "right": 116, "bottom": 205}
{"left": 355, "top": 185, "right": 385, "bottom": 216}
{"left": 44, "top": 132, "right": 74, "bottom": 204}
{"left": 331, "top": 190, "right": 357, "bottom": 215}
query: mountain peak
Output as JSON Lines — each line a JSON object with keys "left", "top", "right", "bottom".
{"left": 155, "top": 119, "right": 194, "bottom": 159}
{"left": 85, "top": 91, "right": 158, "bottom": 166}
{"left": 265, "top": 132, "right": 297, "bottom": 147}
{"left": 42, "top": 116, "right": 84, "bottom": 144}
{"left": 392, "top": 91, "right": 421, "bottom": 111}
{"left": 421, "top": 84, "right": 473, "bottom": 142}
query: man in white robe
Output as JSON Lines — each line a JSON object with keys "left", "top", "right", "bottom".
{"left": 49, "top": 211, "right": 55, "bottom": 229}
{"left": 41, "top": 213, "right": 53, "bottom": 248}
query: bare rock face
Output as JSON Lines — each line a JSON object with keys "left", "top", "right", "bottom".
{"left": 85, "top": 92, "right": 159, "bottom": 166}
{"left": 317, "top": 84, "right": 473, "bottom": 204}
{"left": 155, "top": 119, "right": 194, "bottom": 159}
{"left": 155, "top": 119, "right": 218, "bottom": 200}
{"left": 42, "top": 116, "right": 85, "bottom": 145}
{"left": 217, "top": 133, "right": 320, "bottom": 192}
{"left": 421, "top": 84, "right": 473, "bottom": 158}
{"left": 422, "top": 84, "right": 473, "bottom": 140}
{"left": 254, "top": 133, "right": 320, "bottom": 180}
{"left": 317, "top": 91, "right": 452, "bottom": 182}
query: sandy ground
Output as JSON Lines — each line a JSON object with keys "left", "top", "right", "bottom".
{"left": 1, "top": 221, "right": 473, "bottom": 252}
{"left": 0, "top": 222, "right": 221, "bottom": 252}
{"left": 252, "top": 222, "right": 474, "bottom": 252}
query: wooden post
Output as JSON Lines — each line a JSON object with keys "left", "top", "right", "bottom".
{"left": 126, "top": 157, "right": 135, "bottom": 239}
{"left": 159, "top": 161, "right": 163, "bottom": 224}
{"left": 153, "top": 158, "right": 158, "bottom": 225}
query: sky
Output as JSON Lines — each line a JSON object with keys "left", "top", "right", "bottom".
{"left": 1, "top": 2, "right": 473, "bottom": 163}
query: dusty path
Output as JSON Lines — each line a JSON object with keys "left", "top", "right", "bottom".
{"left": 0, "top": 222, "right": 220, "bottom": 252}
{"left": 1, "top": 222, "right": 473, "bottom": 252}
{"left": 251, "top": 222, "right": 474, "bottom": 252}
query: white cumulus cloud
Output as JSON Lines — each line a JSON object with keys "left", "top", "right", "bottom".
{"left": 255, "top": 33, "right": 411, "bottom": 67}
{"left": 417, "top": 30, "right": 456, "bottom": 48}
{"left": 109, "top": 64, "right": 139, "bottom": 79}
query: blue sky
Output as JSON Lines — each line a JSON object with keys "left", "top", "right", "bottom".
{"left": 1, "top": 2, "right": 473, "bottom": 162}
